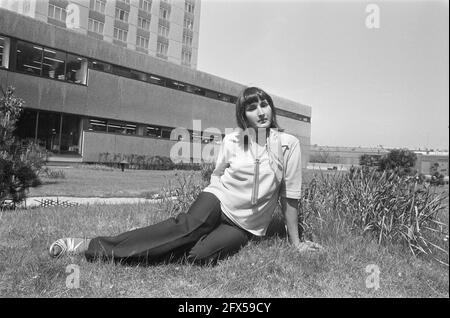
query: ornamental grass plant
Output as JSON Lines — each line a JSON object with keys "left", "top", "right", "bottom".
{"left": 301, "top": 167, "right": 449, "bottom": 266}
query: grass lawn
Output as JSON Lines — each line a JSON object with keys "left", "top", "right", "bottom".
{"left": 1, "top": 166, "right": 448, "bottom": 297}
{"left": 28, "top": 166, "right": 192, "bottom": 198}
{"left": 0, "top": 202, "right": 448, "bottom": 298}
{"left": 29, "top": 166, "right": 336, "bottom": 198}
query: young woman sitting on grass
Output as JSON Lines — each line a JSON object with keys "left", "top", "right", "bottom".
{"left": 49, "top": 87, "right": 323, "bottom": 265}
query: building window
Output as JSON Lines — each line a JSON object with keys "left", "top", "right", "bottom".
{"left": 157, "top": 42, "right": 168, "bottom": 56}
{"left": 184, "top": 17, "right": 193, "bottom": 30}
{"left": 66, "top": 54, "right": 88, "bottom": 85}
{"left": 115, "top": 8, "right": 129, "bottom": 22}
{"left": 48, "top": 4, "right": 67, "bottom": 22}
{"left": 185, "top": 1, "right": 194, "bottom": 13}
{"left": 181, "top": 50, "right": 191, "bottom": 65}
{"left": 147, "top": 75, "right": 165, "bottom": 86}
{"left": 130, "top": 70, "right": 148, "bottom": 81}
{"left": 146, "top": 126, "right": 162, "bottom": 138}
{"left": 88, "top": 18, "right": 104, "bottom": 34}
{"left": 107, "top": 122, "right": 136, "bottom": 135}
{"left": 139, "top": 0, "right": 152, "bottom": 12}
{"left": 160, "top": 6, "right": 170, "bottom": 20}
{"left": 137, "top": 17, "right": 151, "bottom": 30}
{"left": 119, "top": 0, "right": 130, "bottom": 4}
{"left": 0, "top": 36, "right": 11, "bottom": 69}
{"left": 182, "top": 34, "right": 193, "bottom": 46}
{"left": 16, "top": 41, "right": 43, "bottom": 76}
{"left": 158, "top": 25, "right": 169, "bottom": 37}
{"left": 161, "top": 128, "right": 171, "bottom": 139}
{"left": 90, "top": 0, "right": 106, "bottom": 14}
{"left": 89, "top": 119, "right": 107, "bottom": 132}
{"left": 114, "top": 27, "right": 128, "bottom": 42}
{"left": 136, "top": 36, "right": 149, "bottom": 49}
{"left": 42, "top": 48, "right": 66, "bottom": 80}
{"left": 89, "top": 60, "right": 112, "bottom": 73}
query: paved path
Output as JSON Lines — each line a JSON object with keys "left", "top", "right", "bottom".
{"left": 21, "top": 196, "right": 166, "bottom": 208}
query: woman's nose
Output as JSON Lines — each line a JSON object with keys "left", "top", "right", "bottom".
{"left": 256, "top": 105, "right": 264, "bottom": 116}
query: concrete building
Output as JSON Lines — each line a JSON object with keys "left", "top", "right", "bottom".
{"left": 0, "top": 0, "right": 200, "bottom": 68}
{"left": 308, "top": 145, "right": 388, "bottom": 170}
{"left": 414, "top": 152, "right": 449, "bottom": 176}
{"left": 0, "top": 7, "right": 312, "bottom": 166}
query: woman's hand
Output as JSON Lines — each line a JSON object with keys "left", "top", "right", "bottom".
{"left": 294, "top": 240, "right": 325, "bottom": 253}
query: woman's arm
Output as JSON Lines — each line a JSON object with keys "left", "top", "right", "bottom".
{"left": 209, "top": 137, "right": 230, "bottom": 186}
{"left": 281, "top": 196, "right": 324, "bottom": 253}
{"left": 280, "top": 197, "right": 302, "bottom": 247}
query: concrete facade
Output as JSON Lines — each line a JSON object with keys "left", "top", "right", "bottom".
{"left": 1, "top": 8, "right": 312, "bottom": 167}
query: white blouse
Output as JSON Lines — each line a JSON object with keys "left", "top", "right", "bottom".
{"left": 203, "top": 130, "right": 303, "bottom": 236}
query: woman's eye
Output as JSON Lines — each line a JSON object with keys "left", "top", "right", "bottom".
{"left": 246, "top": 105, "right": 257, "bottom": 111}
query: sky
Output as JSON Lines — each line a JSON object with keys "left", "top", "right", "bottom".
{"left": 196, "top": 0, "right": 449, "bottom": 150}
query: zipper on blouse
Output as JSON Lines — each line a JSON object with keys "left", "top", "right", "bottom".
{"left": 251, "top": 158, "right": 260, "bottom": 205}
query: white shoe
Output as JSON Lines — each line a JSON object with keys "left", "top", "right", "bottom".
{"left": 49, "top": 238, "right": 87, "bottom": 258}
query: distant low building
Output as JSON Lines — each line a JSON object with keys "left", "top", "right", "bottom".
{"left": 309, "top": 145, "right": 388, "bottom": 166}
{"left": 309, "top": 145, "right": 449, "bottom": 176}
{"left": 414, "top": 153, "right": 449, "bottom": 176}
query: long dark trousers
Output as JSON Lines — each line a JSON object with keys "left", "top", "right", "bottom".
{"left": 85, "top": 192, "right": 252, "bottom": 265}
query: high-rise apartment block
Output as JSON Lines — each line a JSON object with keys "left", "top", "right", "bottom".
{"left": 0, "top": 0, "right": 200, "bottom": 68}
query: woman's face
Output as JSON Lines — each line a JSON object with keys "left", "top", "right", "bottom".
{"left": 244, "top": 97, "right": 273, "bottom": 129}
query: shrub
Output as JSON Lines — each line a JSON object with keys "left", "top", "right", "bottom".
{"left": 157, "top": 171, "right": 204, "bottom": 216}
{"left": 96, "top": 153, "right": 205, "bottom": 171}
{"left": 378, "top": 149, "right": 417, "bottom": 175}
{"left": 430, "top": 171, "right": 445, "bottom": 186}
{"left": 301, "top": 168, "right": 448, "bottom": 265}
{"left": 359, "top": 154, "right": 382, "bottom": 167}
{"left": 1, "top": 86, "right": 41, "bottom": 208}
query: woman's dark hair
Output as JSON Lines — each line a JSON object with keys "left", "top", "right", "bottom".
{"left": 235, "top": 87, "right": 282, "bottom": 130}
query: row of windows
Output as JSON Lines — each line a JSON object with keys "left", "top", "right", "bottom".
{"left": 90, "top": 0, "right": 146, "bottom": 14}
{"left": 87, "top": 0, "right": 194, "bottom": 26}
{"left": 89, "top": 21, "right": 149, "bottom": 51}
{"left": 86, "top": 17, "right": 193, "bottom": 37}
{"left": 89, "top": 118, "right": 220, "bottom": 143}
{"left": 15, "top": 40, "right": 88, "bottom": 85}
{"left": 0, "top": 35, "right": 311, "bottom": 123}
{"left": 0, "top": 36, "right": 228, "bottom": 102}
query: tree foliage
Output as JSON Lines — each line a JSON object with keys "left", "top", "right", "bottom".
{"left": 378, "top": 149, "right": 417, "bottom": 176}
{"left": 1, "top": 86, "right": 41, "bottom": 208}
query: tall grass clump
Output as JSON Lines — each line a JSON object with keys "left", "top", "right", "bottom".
{"left": 156, "top": 163, "right": 214, "bottom": 215}
{"left": 301, "top": 168, "right": 449, "bottom": 266}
